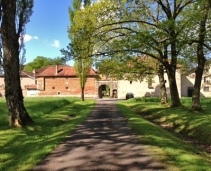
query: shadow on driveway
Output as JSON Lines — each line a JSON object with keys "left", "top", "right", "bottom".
{"left": 33, "top": 99, "right": 166, "bottom": 171}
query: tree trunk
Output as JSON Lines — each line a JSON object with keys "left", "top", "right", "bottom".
{"left": 81, "top": 86, "right": 85, "bottom": 101}
{"left": 192, "top": 56, "right": 205, "bottom": 111}
{"left": 1, "top": 0, "right": 34, "bottom": 127}
{"left": 191, "top": 1, "right": 209, "bottom": 111}
{"left": 165, "top": 65, "right": 182, "bottom": 107}
{"left": 158, "top": 63, "right": 168, "bottom": 105}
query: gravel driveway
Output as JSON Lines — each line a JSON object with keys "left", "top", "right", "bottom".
{"left": 33, "top": 99, "right": 166, "bottom": 171}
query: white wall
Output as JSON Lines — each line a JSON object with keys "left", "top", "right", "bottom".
{"left": 117, "top": 71, "right": 181, "bottom": 99}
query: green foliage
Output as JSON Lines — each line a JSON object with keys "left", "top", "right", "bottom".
{"left": 74, "top": 58, "right": 92, "bottom": 89}
{"left": 24, "top": 56, "right": 66, "bottom": 72}
{"left": 117, "top": 99, "right": 211, "bottom": 170}
{"left": 68, "top": 0, "right": 95, "bottom": 100}
{"left": 0, "top": 97, "right": 95, "bottom": 171}
{"left": 97, "top": 55, "right": 158, "bottom": 81}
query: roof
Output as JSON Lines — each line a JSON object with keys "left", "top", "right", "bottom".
{"left": 35, "top": 65, "right": 97, "bottom": 77}
{"left": 26, "top": 84, "right": 37, "bottom": 90}
{"left": 0, "top": 71, "right": 35, "bottom": 78}
{"left": 20, "top": 71, "right": 35, "bottom": 78}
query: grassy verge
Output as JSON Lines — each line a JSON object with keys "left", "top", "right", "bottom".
{"left": 117, "top": 98, "right": 211, "bottom": 171}
{"left": 0, "top": 97, "right": 95, "bottom": 171}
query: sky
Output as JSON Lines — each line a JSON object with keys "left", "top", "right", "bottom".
{"left": 24, "top": 0, "right": 73, "bottom": 65}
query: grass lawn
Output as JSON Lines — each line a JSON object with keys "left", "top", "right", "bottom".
{"left": 0, "top": 97, "right": 95, "bottom": 171}
{"left": 117, "top": 97, "right": 211, "bottom": 171}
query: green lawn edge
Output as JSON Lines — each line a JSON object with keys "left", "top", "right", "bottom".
{"left": 116, "top": 100, "right": 211, "bottom": 171}
{"left": 0, "top": 98, "right": 96, "bottom": 171}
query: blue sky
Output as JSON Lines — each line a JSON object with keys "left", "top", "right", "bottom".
{"left": 24, "top": 0, "right": 73, "bottom": 64}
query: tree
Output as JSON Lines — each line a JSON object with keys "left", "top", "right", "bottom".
{"left": 64, "top": 0, "right": 93, "bottom": 101}
{"left": 157, "top": 63, "right": 168, "bottom": 104}
{"left": 74, "top": 58, "right": 92, "bottom": 101}
{"left": 191, "top": 0, "right": 210, "bottom": 111}
{"left": 0, "top": 0, "right": 34, "bottom": 127}
{"left": 74, "top": 0, "right": 198, "bottom": 107}
{"left": 24, "top": 56, "right": 66, "bottom": 72}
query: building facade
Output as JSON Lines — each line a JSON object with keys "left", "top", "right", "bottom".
{"left": 0, "top": 65, "right": 210, "bottom": 99}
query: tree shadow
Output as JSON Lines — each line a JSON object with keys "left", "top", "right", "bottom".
{"left": 33, "top": 100, "right": 166, "bottom": 171}
{"left": 0, "top": 100, "right": 95, "bottom": 171}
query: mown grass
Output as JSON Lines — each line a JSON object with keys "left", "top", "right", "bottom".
{"left": 117, "top": 98, "right": 211, "bottom": 171}
{"left": 0, "top": 97, "right": 95, "bottom": 171}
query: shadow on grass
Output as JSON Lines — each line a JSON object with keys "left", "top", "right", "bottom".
{"left": 116, "top": 101, "right": 211, "bottom": 170}
{"left": 0, "top": 100, "right": 95, "bottom": 171}
{"left": 130, "top": 101, "right": 211, "bottom": 145}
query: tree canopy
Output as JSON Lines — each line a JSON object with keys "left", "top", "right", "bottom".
{"left": 66, "top": 0, "right": 211, "bottom": 109}
{"left": 64, "top": 0, "right": 93, "bottom": 101}
{"left": 24, "top": 56, "right": 66, "bottom": 72}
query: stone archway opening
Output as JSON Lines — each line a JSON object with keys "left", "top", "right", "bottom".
{"left": 96, "top": 80, "right": 118, "bottom": 99}
{"left": 98, "top": 84, "right": 110, "bottom": 98}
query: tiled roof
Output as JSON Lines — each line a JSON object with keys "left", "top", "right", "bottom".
{"left": 26, "top": 84, "right": 37, "bottom": 90}
{"left": 0, "top": 71, "right": 35, "bottom": 78}
{"left": 35, "top": 65, "right": 97, "bottom": 77}
{"left": 20, "top": 71, "right": 35, "bottom": 78}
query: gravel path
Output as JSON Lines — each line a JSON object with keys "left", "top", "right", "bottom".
{"left": 33, "top": 99, "right": 166, "bottom": 171}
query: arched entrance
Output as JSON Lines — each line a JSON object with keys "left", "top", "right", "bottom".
{"left": 96, "top": 80, "right": 118, "bottom": 98}
{"left": 98, "top": 84, "right": 110, "bottom": 98}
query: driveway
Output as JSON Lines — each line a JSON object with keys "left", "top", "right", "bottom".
{"left": 33, "top": 99, "right": 166, "bottom": 171}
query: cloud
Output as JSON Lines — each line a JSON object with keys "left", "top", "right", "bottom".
{"left": 51, "top": 40, "right": 60, "bottom": 48}
{"left": 34, "top": 36, "right": 39, "bottom": 40}
{"left": 24, "top": 34, "right": 39, "bottom": 42}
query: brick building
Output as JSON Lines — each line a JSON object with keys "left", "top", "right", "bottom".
{"left": 0, "top": 65, "right": 97, "bottom": 98}
{"left": 35, "top": 65, "right": 97, "bottom": 97}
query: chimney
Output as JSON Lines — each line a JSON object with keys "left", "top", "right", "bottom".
{"left": 56, "top": 65, "right": 58, "bottom": 75}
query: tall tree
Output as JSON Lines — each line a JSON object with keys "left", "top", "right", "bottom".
{"left": 65, "top": 0, "right": 93, "bottom": 101}
{"left": 191, "top": 0, "right": 210, "bottom": 111}
{"left": 0, "top": 0, "right": 34, "bottom": 127}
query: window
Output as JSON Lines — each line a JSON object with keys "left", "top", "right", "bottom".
{"left": 57, "top": 92, "right": 61, "bottom": 95}
{"left": 204, "top": 77, "right": 210, "bottom": 83}
{"left": 204, "top": 86, "right": 209, "bottom": 92}
{"left": 66, "top": 86, "right": 68, "bottom": 89}
{"left": 52, "top": 86, "right": 55, "bottom": 89}
{"left": 130, "top": 81, "right": 132, "bottom": 84}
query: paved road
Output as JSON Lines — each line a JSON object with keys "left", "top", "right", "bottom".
{"left": 33, "top": 99, "right": 166, "bottom": 171}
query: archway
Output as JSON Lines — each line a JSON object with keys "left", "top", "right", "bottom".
{"left": 96, "top": 80, "right": 118, "bottom": 99}
{"left": 98, "top": 84, "right": 110, "bottom": 98}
